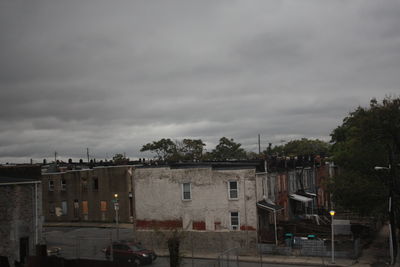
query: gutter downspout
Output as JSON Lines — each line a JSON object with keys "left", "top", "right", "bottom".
{"left": 243, "top": 176, "right": 249, "bottom": 248}
{"left": 255, "top": 173, "right": 259, "bottom": 245}
{"left": 274, "top": 209, "right": 278, "bottom": 246}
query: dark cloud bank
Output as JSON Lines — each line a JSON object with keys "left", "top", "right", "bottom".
{"left": 1, "top": 0, "right": 399, "bottom": 163}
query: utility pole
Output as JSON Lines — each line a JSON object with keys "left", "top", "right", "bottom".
{"left": 375, "top": 145, "right": 399, "bottom": 265}
{"left": 114, "top": 194, "right": 120, "bottom": 240}
{"left": 87, "top": 148, "right": 90, "bottom": 163}
{"left": 388, "top": 146, "right": 398, "bottom": 264}
{"left": 54, "top": 151, "right": 57, "bottom": 163}
{"left": 258, "top": 134, "right": 261, "bottom": 154}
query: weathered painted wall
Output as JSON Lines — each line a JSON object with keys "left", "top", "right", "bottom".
{"left": 42, "top": 166, "right": 134, "bottom": 222}
{"left": 135, "top": 229, "right": 258, "bottom": 253}
{"left": 134, "top": 167, "right": 258, "bottom": 231}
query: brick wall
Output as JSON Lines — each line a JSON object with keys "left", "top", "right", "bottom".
{"left": 0, "top": 183, "right": 42, "bottom": 266}
{"left": 135, "top": 229, "right": 257, "bottom": 253}
{"left": 42, "top": 166, "right": 133, "bottom": 223}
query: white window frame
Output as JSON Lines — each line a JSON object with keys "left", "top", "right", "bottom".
{"left": 230, "top": 211, "right": 240, "bottom": 230}
{"left": 228, "top": 180, "right": 239, "bottom": 200}
{"left": 48, "top": 180, "right": 54, "bottom": 191}
{"left": 181, "top": 182, "right": 192, "bottom": 201}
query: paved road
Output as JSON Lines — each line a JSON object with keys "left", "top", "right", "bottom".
{"left": 153, "top": 257, "right": 309, "bottom": 267}
{"left": 44, "top": 227, "right": 309, "bottom": 267}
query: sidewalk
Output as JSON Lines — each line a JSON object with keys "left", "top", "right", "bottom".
{"left": 44, "top": 221, "right": 134, "bottom": 229}
{"left": 45, "top": 222, "right": 391, "bottom": 266}
{"left": 155, "top": 249, "right": 363, "bottom": 267}
{"left": 355, "top": 223, "right": 391, "bottom": 267}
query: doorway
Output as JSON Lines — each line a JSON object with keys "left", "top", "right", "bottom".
{"left": 19, "top": 237, "right": 29, "bottom": 264}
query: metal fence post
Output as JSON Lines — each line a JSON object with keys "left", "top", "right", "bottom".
{"left": 236, "top": 250, "right": 239, "bottom": 267}
{"left": 76, "top": 237, "right": 80, "bottom": 259}
{"left": 191, "top": 231, "right": 194, "bottom": 267}
{"left": 110, "top": 231, "right": 113, "bottom": 262}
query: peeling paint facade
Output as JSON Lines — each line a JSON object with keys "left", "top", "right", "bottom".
{"left": 134, "top": 166, "right": 259, "bottom": 232}
{"left": 42, "top": 166, "right": 134, "bottom": 222}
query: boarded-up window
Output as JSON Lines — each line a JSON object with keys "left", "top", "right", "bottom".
{"left": 49, "top": 202, "right": 55, "bottom": 215}
{"left": 81, "top": 177, "right": 88, "bottom": 191}
{"left": 93, "top": 177, "right": 99, "bottom": 191}
{"left": 61, "top": 201, "right": 68, "bottom": 215}
{"left": 48, "top": 180, "right": 54, "bottom": 191}
{"left": 82, "top": 201, "right": 88, "bottom": 214}
{"left": 100, "top": 201, "right": 107, "bottom": 212}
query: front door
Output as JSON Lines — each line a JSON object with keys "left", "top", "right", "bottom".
{"left": 19, "top": 237, "right": 29, "bottom": 264}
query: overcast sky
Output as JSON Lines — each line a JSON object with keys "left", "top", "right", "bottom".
{"left": 1, "top": 0, "right": 399, "bottom": 163}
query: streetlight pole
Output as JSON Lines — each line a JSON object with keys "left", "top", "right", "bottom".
{"left": 375, "top": 165, "right": 396, "bottom": 265}
{"left": 114, "top": 193, "right": 119, "bottom": 240}
{"left": 330, "top": 210, "right": 336, "bottom": 264}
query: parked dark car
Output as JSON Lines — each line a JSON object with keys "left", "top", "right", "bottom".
{"left": 103, "top": 241, "right": 157, "bottom": 266}
{"left": 47, "top": 246, "right": 61, "bottom": 256}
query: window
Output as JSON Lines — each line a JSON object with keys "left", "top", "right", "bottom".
{"left": 100, "top": 201, "right": 107, "bottom": 212}
{"left": 61, "top": 179, "right": 67, "bottom": 191}
{"left": 182, "top": 183, "right": 191, "bottom": 200}
{"left": 82, "top": 201, "right": 88, "bottom": 215}
{"left": 49, "top": 202, "right": 55, "bottom": 215}
{"left": 93, "top": 177, "right": 99, "bottom": 191}
{"left": 61, "top": 201, "right": 68, "bottom": 215}
{"left": 278, "top": 176, "right": 282, "bottom": 192}
{"left": 230, "top": 211, "right": 240, "bottom": 230}
{"left": 228, "top": 181, "right": 238, "bottom": 199}
{"left": 81, "top": 177, "right": 88, "bottom": 191}
{"left": 267, "top": 177, "right": 272, "bottom": 197}
{"left": 48, "top": 180, "right": 54, "bottom": 191}
{"left": 73, "top": 200, "right": 79, "bottom": 218}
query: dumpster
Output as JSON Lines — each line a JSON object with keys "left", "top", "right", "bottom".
{"left": 284, "top": 233, "right": 294, "bottom": 247}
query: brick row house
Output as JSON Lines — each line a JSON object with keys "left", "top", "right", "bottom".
{"left": 0, "top": 165, "right": 42, "bottom": 267}
{"left": 41, "top": 159, "right": 332, "bottom": 247}
{"left": 257, "top": 157, "right": 334, "bottom": 244}
{"left": 42, "top": 165, "right": 135, "bottom": 223}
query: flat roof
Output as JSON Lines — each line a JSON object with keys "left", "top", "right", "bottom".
{"left": 0, "top": 176, "right": 40, "bottom": 185}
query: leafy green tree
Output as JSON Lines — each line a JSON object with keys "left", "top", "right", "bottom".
{"left": 140, "top": 138, "right": 205, "bottom": 162}
{"left": 140, "top": 138, "right": 177, "bottom": 161}
{"left": 329, "top": 97, "right": 400, "bottom": 258}
{"left": 266, "top": 138, "right": 330, "bottom": 157}
{"left": 209, "top": 137, "right": 247, "bottom": 160}
{"left": 112, "top": 153, "right": 129, "bottom": 164}
{"left": 181, "top": 139, "right": 205, "bottom": 161}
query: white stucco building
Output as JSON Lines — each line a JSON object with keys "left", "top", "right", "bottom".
{"left": 133, "top": 162, "right": 265, "bottom": 232}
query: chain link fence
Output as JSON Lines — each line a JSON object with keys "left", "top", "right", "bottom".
{"left": 44, "top": 227, "right": 361, "bottom": 266}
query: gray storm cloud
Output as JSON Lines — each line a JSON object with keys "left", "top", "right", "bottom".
{"left": 0, "top": 0, "right": 399, "bottom": 163}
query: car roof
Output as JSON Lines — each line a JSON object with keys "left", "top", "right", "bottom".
{"left": 112, "top": 240, "right": 139, "bottom": 245}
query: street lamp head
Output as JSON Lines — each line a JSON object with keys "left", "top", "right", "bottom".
{"left": 374, "top": 166, "right": 389, "bottom": 170}
{"left": 114, "top": 193, "right": 118, "bottom": 198}
{"left": 330, "top": 210, "right": 336, "bottom": 216}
